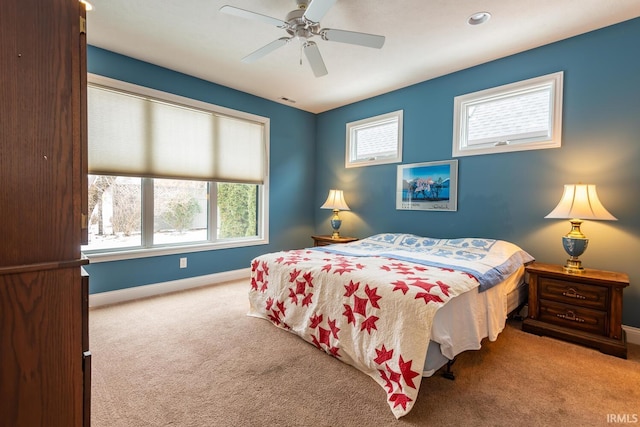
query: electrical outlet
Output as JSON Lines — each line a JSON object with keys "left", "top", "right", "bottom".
{"left": 179, "top": 257, "right": 187, "bottom": 269}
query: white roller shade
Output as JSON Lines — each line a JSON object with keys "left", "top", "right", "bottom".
{"left": 215, "top": 115, "right": 265, "bottom": 183}
{"left": 88, "top": 84, "right": 265, "bottom": 183}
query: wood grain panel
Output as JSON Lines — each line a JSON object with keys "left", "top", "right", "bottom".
{"left": 1, "top": 0, "right": 90, "bottom": 425}
{"left": 0, "top": 0, "right": 79, "bottom": 266}
{"left": 0, "top": 268, "right": 83, "bottom": 426}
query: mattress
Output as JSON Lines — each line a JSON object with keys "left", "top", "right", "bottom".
{"left": 422, "top": 264, "right": 526, "bottom": 376}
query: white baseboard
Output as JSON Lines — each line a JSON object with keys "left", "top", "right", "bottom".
{"left": 89, "top": 268, "right": 250, "bottom": 307}
{"left": 624, "top": 325, "right": 640, "bottom": 345}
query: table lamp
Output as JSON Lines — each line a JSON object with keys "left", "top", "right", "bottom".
{"left": 320, "top": 189, "right": 350, "bottom": 239}
{"left": 545, "top": 184, "right": 617, "bottom": 273}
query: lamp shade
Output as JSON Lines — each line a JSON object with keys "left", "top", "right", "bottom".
{"left": 321, "top": 189, "right": 350, "bottom": 211}
{"left": 545, "top": 184, "right": 616, "bottom": 221}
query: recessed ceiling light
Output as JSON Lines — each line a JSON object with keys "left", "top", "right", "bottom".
{"left": 278, "top": 96, "right": 296, "bottom": 104}
{"left": 468, "top": 11, "right": 491, "bottom": 25}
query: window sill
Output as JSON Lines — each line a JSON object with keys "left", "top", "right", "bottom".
{"left": 82, "top": 237, "right": 269, "bottom": 263}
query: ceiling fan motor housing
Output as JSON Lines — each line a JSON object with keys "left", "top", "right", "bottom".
{"left": 285, "top": 8, "right": 320, "bottom": 39}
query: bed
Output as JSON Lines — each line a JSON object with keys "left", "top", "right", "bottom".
{"left": 248, "top": 233, "right": 534, "bottom": 418}
{"left": 421, "top": 263, "right": 527, "bottom": 377}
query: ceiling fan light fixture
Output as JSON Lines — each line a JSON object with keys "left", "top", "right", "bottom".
{"left": 468, "top": 11, "right": 491, "bottom": 25}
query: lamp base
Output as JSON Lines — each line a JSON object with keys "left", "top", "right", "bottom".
{"left": 561, "top": 234, "right": 589, "bottom": 274}
{"left": 563, "top": 257, "right": 585, "bottom": 274}
{"left": 329, "top": 210, "right": 342, "bottom": 239}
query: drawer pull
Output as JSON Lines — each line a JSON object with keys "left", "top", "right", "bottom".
{"left": 556, "top": 310, "right": 585, "bottom": 323}
{"left": 562, "top": 287, "right": 586, "bottom": 300}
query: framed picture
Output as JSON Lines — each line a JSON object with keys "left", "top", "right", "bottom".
{"left": 396, "top": 160, "right": 458, "bottom": 211}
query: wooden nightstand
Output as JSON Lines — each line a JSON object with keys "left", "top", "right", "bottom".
{"left": 522, "top": 262, "right": 629, "bottom": 358}
{"left": 311, "top": 235, "right": 358, "bottom": 247}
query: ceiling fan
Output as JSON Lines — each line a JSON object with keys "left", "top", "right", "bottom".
{"left": 220, "top": 0, "right": 385, "bottom": 77}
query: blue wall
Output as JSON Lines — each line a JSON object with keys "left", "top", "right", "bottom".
{"left": 315, "top": 18, "right": 640, "bottom": 328}
{"left": 87, "top": 18, "right": 640, "bottom": 329}
{"left": 85, "top": 47, "right": 317, "bottom": 294}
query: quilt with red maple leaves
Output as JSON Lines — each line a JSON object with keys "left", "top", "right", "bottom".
{"left": 248, "top": 234, "right": 533, "bottom": 418}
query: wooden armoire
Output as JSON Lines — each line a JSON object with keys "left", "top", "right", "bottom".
{"left": 0, "top": 0, "right": 90, "bottom": 426}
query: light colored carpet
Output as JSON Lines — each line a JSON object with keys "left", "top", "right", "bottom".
{"left": 90, "top": 280, "right": 640, "bottom": 426}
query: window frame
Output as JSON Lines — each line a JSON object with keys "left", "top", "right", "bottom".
{"left": 345, "top": 110, "right": 403, "bottom": 168}
{"left": 84, "top": 74, "right": 270, "bottom": 262}
{"left": 452, "top": 71, "right": 563, "bottom": 157}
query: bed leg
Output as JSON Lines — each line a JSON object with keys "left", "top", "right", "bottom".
{"left": 442, "top": 358, "right": 456, "bottom": 381}
{"left": 509, "top": 302, "right": 527, "bottom": 321}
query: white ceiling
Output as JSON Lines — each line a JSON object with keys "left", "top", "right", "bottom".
{"left": 86, "top": 0, "right": 640, "bottom": 114}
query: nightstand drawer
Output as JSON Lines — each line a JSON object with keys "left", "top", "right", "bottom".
{"left": 539, "top": 299, "right": 607, "bottom": 335}
{"left": 539, "top": 277, "right": 608, "bottom": 310}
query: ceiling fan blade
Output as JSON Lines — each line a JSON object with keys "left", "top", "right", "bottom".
{"left": 303, "top": 41, "right": 328, "bottom": 77}
{"left": 322, "top": 28, "right": 385, "bottom": 49}
{"left": 302, "top": 0, "right": 337, "bottom": 23}
{"left": 242, "top": 37, "right": 290, "bottom": 63}
{"left": 220, "top": 5, "right": 288, "bottom": 28}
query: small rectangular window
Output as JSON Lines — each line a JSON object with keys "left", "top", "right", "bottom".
{"left": 453, "top": 72, "right": 563, "bottom": 157}
{"left": 346, "top": 110, "right": 403, "bottom": 168}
